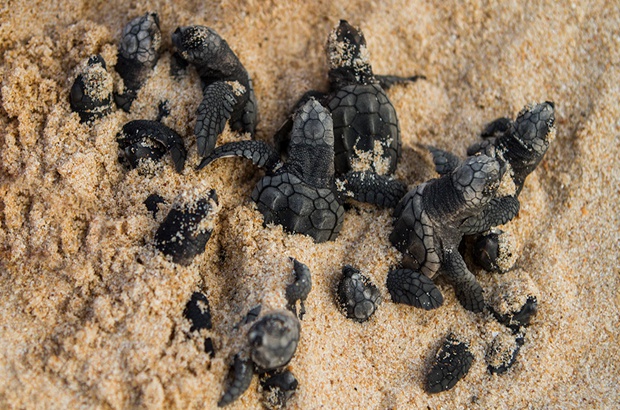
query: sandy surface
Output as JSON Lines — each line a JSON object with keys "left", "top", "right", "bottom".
{"left": 1, "top": 1, "right": 619, "bottom": 408}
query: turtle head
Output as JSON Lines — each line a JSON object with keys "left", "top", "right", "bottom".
{"left": 502, "top": 101, "right": 555, "bottom": 187}
{"left": 326, "top": 20, "right": 375, "bottom": 86}
{"left": 452, "top": 154, "right": 502, "bottom": 209}
{"left": 172, "top": 26, "right": 237, "bottom": 77}
{"left": 287, "top": 99, "right": 335, "bottom": 187}
{"left": 513, "top": 101, "right": 555, "bottom": 157}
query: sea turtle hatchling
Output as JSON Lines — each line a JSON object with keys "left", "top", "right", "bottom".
{"left": 390, "top": 154, "right": 503, "bottom": 312}
{"left": 276, "top": 20, "right": 424, "bottom": 208}
{"left": 430, "top": 102, "right": 555, "bottom": 271}
{"left": 198, "top": 98, "right": 344, "bottom": 243}
{"left": 172, "top": 25, "right": 258, "bottom": 158}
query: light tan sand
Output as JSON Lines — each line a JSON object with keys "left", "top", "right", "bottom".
{"left": 1, "top": 1, "right": 619, "bottom": 408}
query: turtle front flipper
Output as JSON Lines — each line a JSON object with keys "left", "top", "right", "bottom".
{"left": 459, "top": 195, "right": 521, "bottom": 235}
{"left": 428, "top": 146, "right": 462, "bottom": 175}
{"left": 197, "top": 140, "right": 282, "bottom": 172}
{"left": 338, "top": 170, "right": 407, "bottom": 208}
{"left": 442, "top": 249, "right": 485, "bottom": 313}
{"left": 375, "top": 74, "right": 426, "bottom": 90}
{"left": 480, "top": 117, "right": 513, "bottom": 139}
{"left": 195, "top": 81, "right": 241, "bottom": 157}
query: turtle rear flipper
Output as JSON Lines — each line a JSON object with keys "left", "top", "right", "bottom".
{"left": 197, "top": 140, "right": 282, "bottom": 172}
{"left": 459, "top": 195, "right": 521, "bottom": 235}
{"left": 195, "top": 81, "right": 240, "bottom": 157}
{"left": 428, "top": 146, "right": 462, "bottom": 175}
{"left": 442, "top": 250, "right": 485, "bottom": 313}
{"left": 338, "top": 170, "right": 407, "bottom": 208}
{"left": 375, "top": 74, "right": 425, "bottom": 90}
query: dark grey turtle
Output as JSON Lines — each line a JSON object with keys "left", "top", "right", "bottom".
{"left": 426, "top": 333, "right": 474, "bottom": 393}
{"left": 276, "top": 20, "right": 424, "bottom": 208}
{"left": 172, "top": 25, "right": 258, "bottom": 157}
{"left": 336, "top": 265, "right": 382, "bottom": 322}
{"left": 70, "top": 55, "right": 113, "bottom": 122}
{"left": 248, "top": 310, "right": 301, "bottom": 372}
{"left": 218, "top": 354, "right": 254, "bottom": 407}
{"left": 221, "top": 308, "right": 301, "bottom": 406}
{"left": 430, "top": 102, "right": 555, "bottom": 271}
{"left": 260, "top": 370, "right": 298, "bottom": 410}
{"left": 198, "top": 98, "right": 345, "bottom": 243}
{"left": 390, "top": 154, "right": 503, "bottom": 312}
{"left": 285, "top": 258, "right": 312, "bottom": 319}
{"left": 154, "top": 189, "right": 218, "bottom": 266}
{"left": 114, "top": 12, "right": 162, "bottom": 112}
{"left": 117, "top": 119, "right": 187, "bottom": 173}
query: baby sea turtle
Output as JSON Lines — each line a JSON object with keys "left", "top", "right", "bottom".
{"left": 390, "top": 154, "right": 503, "bottom": 312}
{"left": 154, "top": 189, "right": 218, "bottom": 266}
{"left": 276, "top": 20, "right": 423, "bottom": 208}
{"left": 430, "top": 101, "right": 555, "bottom": 234}
{"left": 70, "top": 55, "right": 113, "bottom": 122}
{"left": 117, "top": 119, "right": 187, "bottom": 173}
{"left": 172, "top": 25, "right": 258, "bottom": 157}
{"left": 198, "top": 98, "right": 345, "bottom": 243}
{"left": 114, "top": 12, "right": 162, "bottom": 112}
{"left": 219, "top": 310, "right": 301, "bottom": 407}
{"left": 336, "top": 265, "right": 382, "bottom": 322}
{"left": 431, "top": 102, "right": 555, "bottom": 271}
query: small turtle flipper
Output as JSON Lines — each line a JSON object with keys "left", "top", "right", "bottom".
{"left": 218, "top": 355, "right": 254, "bottom": 407}
{"left": 197, "top": 140, "right": 282, "bottom": 172}
{"left": 339, "top": 171, "right": 407, "bottom": 208}
{"left": 428, "top": 146, "right": 462, "bottom": 176}
{"left": 195, "top": 81, "right": 239, "bottom": 157}
{"left": 480, "top": 117, "right": 513, "bottom": 139}
{"left": 442, "top": 250, "right": 485, "bottom": 313}
{"left": 459, "top": 196, "right": 521, "bottom": 235}
{"left": 375, "top": 74, "right": 425, "bottom": 90}
{"left": 386, "top": 268, "right": 443, "bottom": 310}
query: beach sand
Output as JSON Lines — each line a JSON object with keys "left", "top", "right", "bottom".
{"left": 1, "top": 1, "right": 619, "bottom": 408}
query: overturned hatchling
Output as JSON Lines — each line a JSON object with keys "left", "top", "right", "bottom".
{"left": 116, "top": 120, "right": 187, "bottom": 173}
{"left": 154, "top": 188, "right": 218, "bottom": 266}
{"left": 219, "top": 310, "right": 301, "bottom": 407}
{"left": 198, "top": 98, "right": 344, "bottom": 243}
{"left": 114, "top": 12, "right": 162, "bottom": 111}
{"left": 276, "top": 20, "right": 424, "bottom": 208}
{"left": 390, "top": 155, "right": 503, "bottom": 312}
{"left": 70, "top": 55, "right": 113, "bottom": 122}
{"left": 172, "top": 25, "right": 258, "bottom": 157}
